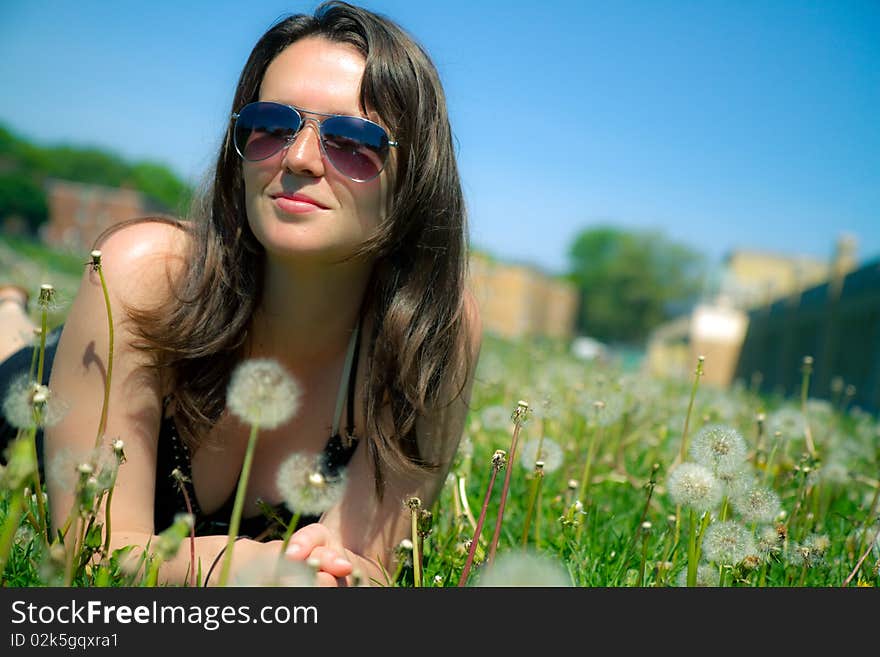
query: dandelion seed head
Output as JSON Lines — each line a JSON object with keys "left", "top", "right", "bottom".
{"left": 276, "top": 452, "right": 347, "bottom": 517}
{"left": 232, "top": 558, "right": 315, "bottom": 587}
{"left": 2, "top": 373, "right": 68, "bottom": 430}
{"left": 756, "top": 525, "right": 783, "bottom": 558}
{"left": 226, "top": 358, "right": 301, "bottom": 429}
{"left": 518, "top": 437, "right": 564, "bottom": 473}
{"left": 476, "top": 550, "right": 572, "bottom": 587}
{"left": 689, "top": 424, "right": 748, "bottom": 474}
{"left": 766, "top": 407, "right": 805, "bottom": 441}
{"left": 666, "top": 462, "right": 723, "bottom": 512}
{"left": 730, "top": 485, "right": 782, "bottom": 524}
{"left": 806, "top": 533, "right": 831, "bottom": 554}
{"left": 91, "top": 442, "right": 119, "bottom": 491}
{"left": 479, "top": 405, "right": 510, "bottom": 432}
{"left": 741, "top": 555, "right": 761, "bottom": 571}
{"left": 46, "top": 445, "right": 88, "bottom": 491}
{"left": 786, "top": 540, "right": 823, "bottom": 568}
{"left": 153, "top": 513, "right": 194, "bottom": 561}
{"left": 716, "top": 464, "right": 756, "bottom": 499}
{"left": 675, "top": 563, "right": 720, "bottom": 587}
{"left": 816, "top": 461, "right": 849, "bottom": 486}
{"left": 701, "top": 520, "right": 756, "bottom": 566}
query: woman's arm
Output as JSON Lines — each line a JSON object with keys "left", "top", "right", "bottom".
{"left": 287, "top": 289, "right": 483, "bottom": 586}
{"left": 41, "top": 220, "right": 276, "bottom": 586}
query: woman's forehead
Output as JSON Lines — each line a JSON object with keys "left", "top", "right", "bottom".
{"left": 259, "top": 37, "right": 367, "bottom": 116}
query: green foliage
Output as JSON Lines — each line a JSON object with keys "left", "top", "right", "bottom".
{"left": 0, "top": 173, "right": 48, "bottom": 231}
{"left": 567, "top": 226, "right": 705, "bottom": 345}
{"left": 0, "top": 122, "right": 192, "bottom": 229}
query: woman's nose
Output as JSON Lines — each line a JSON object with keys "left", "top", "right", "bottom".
{"left": 281, "top": 120, "right": 325, "bottom": 178}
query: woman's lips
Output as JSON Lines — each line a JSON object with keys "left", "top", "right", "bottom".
{"left": 272, "top": 193, "right": 327, "bottom": 214}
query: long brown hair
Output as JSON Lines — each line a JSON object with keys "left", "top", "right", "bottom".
{"left": 96, "top": 1, "right": 472, "bottom": 499}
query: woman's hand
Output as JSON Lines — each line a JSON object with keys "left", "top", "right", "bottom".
{"left": 284, "top": 523, "right": 354, "bottom": 586}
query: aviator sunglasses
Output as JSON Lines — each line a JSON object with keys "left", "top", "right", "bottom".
{"left": 232, "top": 100, "right": 398, "bottom": 182}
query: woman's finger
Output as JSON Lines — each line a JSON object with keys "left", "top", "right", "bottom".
{"left": 284, "top": 523, "right": 331, "bottom": 560}
{"left": 308, "top": 545, "right": 353, "bottom": 578}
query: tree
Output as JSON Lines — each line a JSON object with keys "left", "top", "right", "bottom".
{"left": 0, "top": 122, "right": 196, "bottom": 234}
{"left": 0, "top": 173, "right": 47, "bottom": 232}
{"left": 567, "top": 226, "right": 705, "bottom": 345}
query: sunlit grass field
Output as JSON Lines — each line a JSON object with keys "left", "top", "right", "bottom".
{"left": 1, "top": 238, "right": 878, "bottom": 587}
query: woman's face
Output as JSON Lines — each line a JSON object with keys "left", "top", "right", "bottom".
{"left": 243, "top": 37, "right": 393, "bottom": 264}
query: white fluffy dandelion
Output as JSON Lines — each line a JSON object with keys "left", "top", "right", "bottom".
{"left": 788, "top": 533, "right": 831, "bottom": 568}
{"left": 476, "top": 550, "right": 572, "bottom": 587}
{"left": 675, "top": 563, "right": 720, "bottom": 587}
{"left": 666, "top": 462, "right": 723, "bottom": 512}
{"left": 227, "top": 358, "right": 301, "bottom": 429}
{"left": 716, "top": 464, "right": 756, "bottom": 500}
{"left": 2, "top": 372, "right": 68, "bottom": 430}
{"left": 231, "top": 558, "right": 315, "bottom": 587}
{"left": 480, "top": 405, "right": 510, "bottom": 432}
{"left": 765, "top": 407, "right": 806, "bottom": 441}
{"left": 276, "top": 452, "right": 347, "bottom": 517}
{"left": 701, "top": 520, "right": 756, "bottom": 566}
{"left": 518, "top": 437, "right": 564, "bottom": 473}
{"left": 689, "top": 424, "right": 748, "bottom": 475}
{"left": 730, "top": 485, "right": 782, "bottom": 524}
{"left": 755, "top": 525, "right": 783, "bottom": 560}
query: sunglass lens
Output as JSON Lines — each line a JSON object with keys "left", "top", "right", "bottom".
{"left": 234, "top": 102, "right": 301, "bottom": 161}
{"left": 322, "top": 117, "right": 389, "bottom": 181}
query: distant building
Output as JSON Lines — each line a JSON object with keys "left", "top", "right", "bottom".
{"left": 40, "top": 179, "right": 167, "bottom": 254}
{"left": 719, "top": 235, "right": 858, "bottom": 309}
{"left": 468, "top": 251, "right": 578, "bottom": 341}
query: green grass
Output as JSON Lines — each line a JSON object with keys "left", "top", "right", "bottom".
{"left": 1, "top": 240, "right": 878, "bottom": 588}
{"left": 0, "top": 233, "right": 86, "bottom": 279}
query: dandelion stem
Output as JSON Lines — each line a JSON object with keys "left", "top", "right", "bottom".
{"left": 217, "top": 423, "right": 261, "bottom": 587}
{"left": 24, "top": 422, "right": 48, "bottom": 544}
{"left": 678, "top": 356, "right": 705, "bottom": 464}
{"left": 279, "top": 512, "right": 303, "bottom": 557}
{"left": 799, "top": 356, "right": 817, "bottom": 458}
{"left": 458, "top": 451, "right": 504, "bottom": 587}
{"left": 92, "top": 254, "right": 114, "bottom": 449}
{"left": 410, "top": 506, "right": 422, "bottom": 587}
{"left": 0, "top": 490, "right": 25, "bottom": 581}
{"left": 576, "top": 422, "right": 603, "bottom": 509}
{"left": 487, "top": 402, "right": 528, "bottom": 566}
{"left": 177, "top": 482, "right": 196, "bottom": 587}
{"left": 520, "top": 464, "right": 544, "bottom": 547}
{"left": 35, "top": 300, "right": 48, "bottom": 386}
{"left": 638, "top": 529, "right": 650, "bottom": 587}
{"left": 102, "top": 486, "right": 114, "bottom": 558}
{"left": 686, "top": 509, "right": 698, "bottom": 587}
{"left": 457, "top": 476, "right": 477, "bottom": 531}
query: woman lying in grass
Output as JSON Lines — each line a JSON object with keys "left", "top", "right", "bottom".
{"left": 0, "top": 1, "right": 480, "bottom": 586}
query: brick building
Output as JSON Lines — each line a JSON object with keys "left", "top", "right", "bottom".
{"left": 467, "top": 251, "right": 578, "bottom": 341}
{"left": 40, "top": 179, "right": 158, "bottom": 254}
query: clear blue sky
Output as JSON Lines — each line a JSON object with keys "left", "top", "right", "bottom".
{"left": 1, "top": 0, "right": 877, "bottom": 276}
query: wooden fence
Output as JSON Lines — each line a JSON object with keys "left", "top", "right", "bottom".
{"left": 733, "top": 257, "right": 880, "bottom": 415}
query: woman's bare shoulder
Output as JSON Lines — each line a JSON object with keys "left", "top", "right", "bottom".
{"left": 90, "top": 218, "right": 193, "bottom": 311}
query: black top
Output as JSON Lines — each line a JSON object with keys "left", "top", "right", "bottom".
{"left": 0, "top": 319, "right": 362, "bottom": 541}
{"left": 154, "top": 317, "right": 363, "bottom": 540}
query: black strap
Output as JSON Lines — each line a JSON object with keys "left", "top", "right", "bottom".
{"left": 344, "top": 309, "right": 363, "bottom": 442}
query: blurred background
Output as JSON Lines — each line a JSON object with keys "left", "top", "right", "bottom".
{"left": 1, "top": 1, "right": 878, "bottom": 410}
